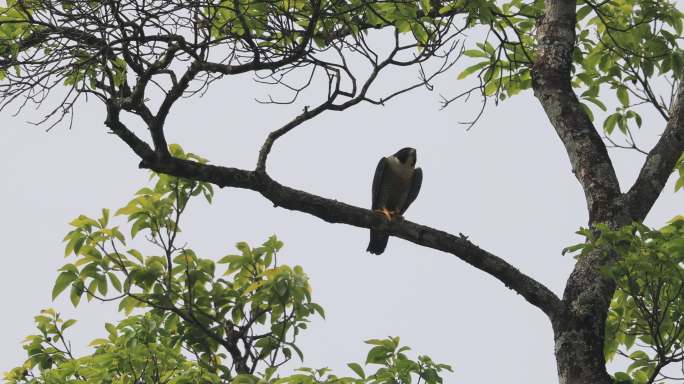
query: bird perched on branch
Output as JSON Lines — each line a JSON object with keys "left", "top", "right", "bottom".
{"left": 367, "top": 147, "right": 423, "bottom": 255}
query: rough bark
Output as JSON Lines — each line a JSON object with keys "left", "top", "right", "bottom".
{"left": 550, "top": 249, "right": 618, "bottom": 384}
{"left": 532, "top": 1, "right": 623, "bottom": 383}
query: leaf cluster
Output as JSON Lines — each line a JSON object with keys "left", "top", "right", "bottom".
{"left": 5, "top": 144, "right": 452, "bottom": 384}
{"left": 0, "top": 0, "right": 470, "bottom": 130}
{"left": 452, "top": 0, "right": 683, "bottom": 133}
{"left": 5, "top": 311, "right": 220, "bottom": 384}
{"left": 565, "top": 219, "right": 684, "bottom": 383}
{"left": 42, "top": 145, "right": 322, "bottom": 379}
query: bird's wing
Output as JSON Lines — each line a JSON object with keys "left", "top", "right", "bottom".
{"left": 371, "top": 157, "right": 388, "bottom": 210}
{"left": 401, "top": 167, "right": 422, "bottom": 214}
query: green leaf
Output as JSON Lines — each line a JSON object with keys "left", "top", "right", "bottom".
{"left": 412, "top": 25, "right": 428, "bottom": 45}
{"left": 61, "top": 319, "right": 77, "bottom": 331}
{"left": 128, "top": 249, "right": 144, "bottom": 263}
{"left": 108, "top": 272, "right": 122, "bottom": 292}
{"left": 69, "top": 284, "right": 83, "bottom": 307}
{"left": 483, "top": 81, "right": 498, "bottom": 96}
{"left": 70, "top": 215, "right": 100, "bottom": 229}
{"left": 576, "top": 5, "right": 592, "bottom": 21}
{"left": 218, "top": 255, "right": 242, "bottom": 264}
{"left": 617, "top": 114, "right": 627, "bottom": 134}
{"left": 99, "top": 208, "right": 110, "bottom": 228}
{"left": 290, "top": 343, "right": 304, "bottom": 361}
{"left": 580, "top": 103, "right": 594, "bottom": 122}
{"left": 64, "top": 235, "right": 86, "bottom": 257}
{"left": 347, "top": 363, "right": 365, "bottom": 379}
{"left": 614, "top": 372, "right": 631, "bottom": 382}
{"left": 366, "top": 345, "right": 390, "bottom": 364}
{"left": 88, "top": 338, "right": 109, "bottom": 347}
{"left": 232, "top": 374, "right": 259, "bottom": 384}
{"left": 463, "top": 49, "right": 488, "bottom": 58}
{"left": 624, "top": 332, "right": 636, "bottom": 350}
{"left": 603, "top": 113, "right": 619, "bottom": 134}
{"left": 96, "top": 274, "right": 108, "bottom": 296}
{"left": 478, "top": 41, "right": 495, "bottom": 55}
{"left": 104, "top": 322, "right": 117, "bottom": 336}
{"left": 118, "top": 296, "right": 137, "bottom": 315}
{"left": 675, "top": 176, "right": 684, "bottom": 192}
{"left": 311, "top": 303, "right": 325, "bottom": 319}
{"left": 562, "top": 243, "right": 585, "bottom": 256}
{"left": 633, "top": 369, "right": 650, "bottom": 383}
{"left": 457, "top": 61, "right": 488, "bottom": 80}
{"left": 130, "top": 218, "right": 149, "bottom": 238}
{"left": 73, "top": 237, "right": 86, "bottom": 256}
{"left": 52, "top": 272, "right": 78, "bottom": 300}
{"left": 396, "top": 20, "right": 411, "bottom": 33}
{"left": 583, "top": 97, "right": 607, "bottom": 111}
{"left": 616, "top": 86, "right": 629, "bottom": 107}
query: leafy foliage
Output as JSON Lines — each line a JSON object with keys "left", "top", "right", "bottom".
{"left": 4, "top": 0, "right": 682, "bottom": 150}
{"left": 453, "top": 0, "right": 682, "bottom": 137}
{"left": 672, "top": 155, "right": 684, "bottom": 193}
{"left": 4, "top": 144, "right": 452, "bottom": 384}
{"left": 0, "top": 0, "right": 469, "bottom": 122}
{"left": 5, "top": 310, "right": 221, "bottom": 384}
{"left": 565, "top": 219, "right": 684, "bottom": 383}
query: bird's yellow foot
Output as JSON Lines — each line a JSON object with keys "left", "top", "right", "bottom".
{"left": 388, "top": 210, "right": 403, "bottom": 220}
{"left": 374, "top": 208, "right": 393, "bottom": 221}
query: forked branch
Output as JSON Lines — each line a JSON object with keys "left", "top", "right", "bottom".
{"left": 625, "top": 74, "right": 684, "bottom": 221}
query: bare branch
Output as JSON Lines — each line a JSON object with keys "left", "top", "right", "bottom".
{"left": 624, "top": 75, "right": 684, "bottom": 221}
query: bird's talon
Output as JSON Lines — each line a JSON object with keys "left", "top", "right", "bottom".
{"left": 374, "top": 208, "right": 393, "bottom": 221}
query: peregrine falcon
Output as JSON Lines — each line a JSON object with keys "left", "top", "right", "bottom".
{"left": 366, "top": 147, "right": 423, "bottom": 255}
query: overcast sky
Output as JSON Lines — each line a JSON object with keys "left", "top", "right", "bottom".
{"left": 1, "top": 25, "right": 683, "bottom": 383}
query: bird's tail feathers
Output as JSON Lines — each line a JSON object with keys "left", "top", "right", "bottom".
{"left": 366, "top": 230, "right": 389, "bottom": 255}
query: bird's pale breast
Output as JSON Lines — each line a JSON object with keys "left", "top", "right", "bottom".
{"left": 380, "top": 156, "right": 414, "bottom": 210}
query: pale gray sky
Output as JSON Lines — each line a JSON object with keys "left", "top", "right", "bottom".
{"left": 1, "top": 28, "right": 682, "bottom": 383}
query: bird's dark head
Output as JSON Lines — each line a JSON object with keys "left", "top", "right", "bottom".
{"left": 394, "top": 147, "right": 417, "bottom": 166}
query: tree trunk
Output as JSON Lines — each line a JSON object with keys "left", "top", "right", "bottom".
{"left": 553, "top": 318, "right": 614, "bottom": 384}
{"left": 531, "top": 0, "right": 625, "bottom": 381}
{"left": 552, "top": 249, "right": 617, "bottom": 384}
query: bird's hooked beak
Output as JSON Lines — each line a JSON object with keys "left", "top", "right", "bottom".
{"left": 408, "top": 148, "right": 417, "bottom": 167}
{"left": 393, "top": 147, "right": 418, "bottom": 166}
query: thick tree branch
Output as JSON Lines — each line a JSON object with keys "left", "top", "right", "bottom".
{"left": 152, "top": 60, "right": 199, "bottom": 157}
{"left": 531, "top": 1, "right": 621, "bottom": 224}
{"left": 104, "top": 110, "right": 562, "bottom": 318}
{"left": 625, "top": 75, "right": 684, "bottom": 221}
{"left": 154, "top": 156, "right": 563, "bottom": 317}
{"left": 105, "top": 103, "right": 156, "bottom": 161}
